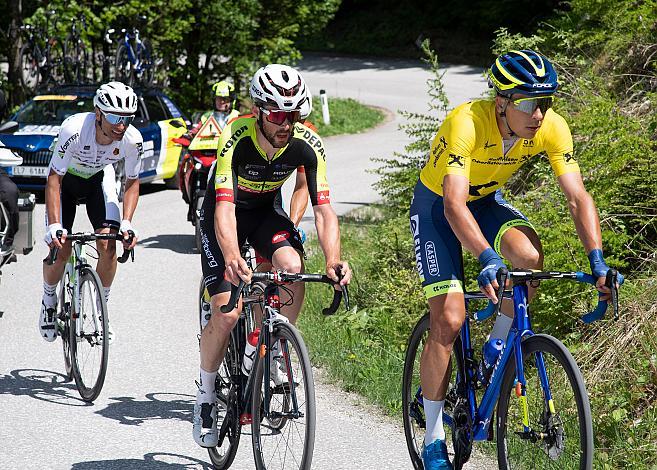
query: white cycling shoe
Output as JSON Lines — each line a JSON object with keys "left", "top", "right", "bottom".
{"left": 39, "top": 301, "right": 58, "bottom": 342}
{"left": 193, "top": 386, "right": 218, "bottom": 448}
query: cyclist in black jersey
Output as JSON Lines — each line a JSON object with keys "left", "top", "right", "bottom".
{"left": 193, "top": 64, "right": 352, "bottom": 448}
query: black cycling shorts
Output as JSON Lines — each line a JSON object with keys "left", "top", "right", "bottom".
{"left": 199, "top": 194, "right": 304, "bottom": 297}
{"left": 56, "top": 169, "right": 121, "bottom": 232}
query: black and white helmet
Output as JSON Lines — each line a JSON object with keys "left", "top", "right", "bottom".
{"left": 250, "top": 64, "right": 308, "bottom": 111}
{"left": 94, "top": 81, "right": 138, "bottom": 114}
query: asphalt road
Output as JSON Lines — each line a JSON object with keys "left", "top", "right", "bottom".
{"left": 0, "top": 56, "right": 489, "bottom": 469}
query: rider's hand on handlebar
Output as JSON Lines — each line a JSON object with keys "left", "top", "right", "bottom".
{"left": 45, "top": 223, "right": 67, "bottom": 248}
{"left": 225, "top": 256, "right": 252, "bottom": 286}
{"left": 119, "top": 219, "right": 138, "bottom": 250}
{"left": 588, "top": 249, "right": 623, "bottom": 302}
{"left": 326, "top": 260, "right": 352, "bottom": 287}
{"left": 477, "top": 248, "right": 508, "bottom": 304}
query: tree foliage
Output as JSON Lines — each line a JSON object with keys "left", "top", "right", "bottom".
{"left": 0, "top": 0, "right": 340, "bottom": 111}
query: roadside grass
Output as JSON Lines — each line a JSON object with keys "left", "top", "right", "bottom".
{"left": 306, "top": 96, "right": 385, "bottom": 137}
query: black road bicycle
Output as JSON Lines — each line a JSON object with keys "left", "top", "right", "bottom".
{"left": 199, "top": 255, "right": 349, "bottom": 470}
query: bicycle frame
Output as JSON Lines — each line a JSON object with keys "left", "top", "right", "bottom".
{"left": 446, "top": 283, "right": 536, "bottom": 441}
{"left": 121, "top": 28, "right": 148, "bottom": 75}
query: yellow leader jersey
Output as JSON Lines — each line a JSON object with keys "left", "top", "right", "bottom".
{"left": 420, "top": 100, "right": 579, "bottom": 200}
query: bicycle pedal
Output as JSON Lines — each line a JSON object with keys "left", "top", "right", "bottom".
{"left": 239, "top": 413, "right": 253, "bottom": 425}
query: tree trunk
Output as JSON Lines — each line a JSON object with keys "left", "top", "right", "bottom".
{"left": 7, "top": 0, "right": 25, "bottom": 107}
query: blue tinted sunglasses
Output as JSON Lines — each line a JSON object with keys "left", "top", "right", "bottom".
{"left": 101, "top": 109, "right": 135, "bottom": 126}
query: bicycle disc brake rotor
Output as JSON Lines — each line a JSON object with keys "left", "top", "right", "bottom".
{"left": 451, "top": 402, "right": 473, "bottom": 467}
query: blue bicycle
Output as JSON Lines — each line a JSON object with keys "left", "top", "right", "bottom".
{"left": 114, "top": 18, "right": 155, "bottom": 86}
{"left": 402, "top": 268, "right": 620, "bottom": 469}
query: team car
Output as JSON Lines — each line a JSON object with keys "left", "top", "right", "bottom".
{"left": 0, "top": 85, "right": 188, "bottom": 193}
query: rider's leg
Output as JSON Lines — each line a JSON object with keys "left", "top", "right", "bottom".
{"left": 271, "top": 246, "right": 304, "bottom": 324}
{"left": 492, "top": 225, "right": 543, "bottom": 339}
{"left": 200, "top": 291, "right": 240, "bottom": 372}
{"left": 421, "top": 292, "right": 466, "bottom": 444}
{"left": 95, "top": 227, "right": 118, "bottom": 297}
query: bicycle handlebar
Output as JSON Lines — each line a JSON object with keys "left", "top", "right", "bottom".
{"left": 473, "top": 268, "right": 622, "bottom": 323}
{"left": 219, "top": 271, "right": 350, "bottom": 315}
{"left": 46, "top": 231, "right": 135, "bottom": 265}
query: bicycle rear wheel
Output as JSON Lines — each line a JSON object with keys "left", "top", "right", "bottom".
{"left": 496, "top": 334, "right": 593, "bottom": 470}
{"left": 402, "top": 312, "right": 468, "bottom": 470}
{"left": 208, "top": 331, "right": 242, "bottom": 469}
{"left": 58, "top": 271, "right": 73, "bottom": 381}
{"left": 19, "top": 45, "right": 40, "bottom": 91}
{"left": 251, "top": 322, "right": 316, "bottom": 470}
{"left": 115, "top": 44, "right": 133, "bottom": 86}
{"left": 69, "top": 267, "right": 109, "bottom": 402}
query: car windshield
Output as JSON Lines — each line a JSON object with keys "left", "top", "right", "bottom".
{"left": 13, "top": 96, "right": 95, "bottom": 125}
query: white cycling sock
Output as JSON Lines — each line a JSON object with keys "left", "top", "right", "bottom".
{"left": 198, "top": 368, "right": 217, "bottom": 401}
{"left": 424, "top": 398, "right": 446, "bottom": 445}
{"left": 103, "top": 287, "right": 111, "bottom": 303}
{"left": 42, "top": 282, "right": 58, "bottom": 308}
{"left": 490, "top": 313, "right": 513, "bottom": 342}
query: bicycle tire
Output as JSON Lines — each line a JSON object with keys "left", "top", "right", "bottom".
{"left": 115, "top": 44, "right": 133, "bottom": 85}
{"left": 208, "top": 331, "right": 242, "bottom": 469}
{"left": 58, "top": 270, "right": 74, "bottom": 381}
{"left": 496, "top": 334, "right": 593, "bottom": 470}
{"left": 69, "top": 267, "right": 109, "bottom": 402}
{"left": 402, "top": 312, "right": 470, "bottom": 470}
{"left": 138, "top": 38, "right": 155, "bottom": 86}
{"left": 251, "top": 322, "right": 316, "bottom": 470}
{"left": 19, "top": 45, "right": 40, "bottom": 91}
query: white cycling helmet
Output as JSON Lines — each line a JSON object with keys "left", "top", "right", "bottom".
{"left": 250, "top": 64, "right": 308, "bottom": 111}
{"left": 94, "top": 81, "right": 138, "bottom": 114}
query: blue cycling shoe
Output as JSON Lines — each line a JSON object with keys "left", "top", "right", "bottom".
{"left": 421, "top": 439, "right": 453, "bottom": 470}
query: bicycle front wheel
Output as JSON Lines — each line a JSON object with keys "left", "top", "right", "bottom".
{"left": 115, "top": 44, "right": 133, "bottom": 85}
{"left": 496, "top": 334, "right": 593, "bottom": 470}
{"left": 19, "top": 45, "right": 39, "bottom": 91}
{"left": 251, "top": 322, "right": 316, "bottom": 470}
{"left": 69, "top": 267, "right": 109, "bottom": 402}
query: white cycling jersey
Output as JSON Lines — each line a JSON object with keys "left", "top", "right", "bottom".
{"left": 49, "top": 112, "right": 143, "bottom": 179}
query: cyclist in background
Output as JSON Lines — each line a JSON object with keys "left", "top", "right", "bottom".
{"left": 0, "top": 88, "right": 20, "bottom": 256}
{"left": 39, "top": 81, "right": 141, "bottom": 342}
{"left": 193, "top": 64, "right": 351, "bottom": 448}
{"left": 409, "top": 50, "right": 622, "bottom": 469}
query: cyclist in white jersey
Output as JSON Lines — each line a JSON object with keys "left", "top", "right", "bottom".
{"left": 38, "top": 81, "right": 143, "bottom": 342}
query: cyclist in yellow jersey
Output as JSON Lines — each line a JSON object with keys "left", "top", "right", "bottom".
{"left": 410, "top": 50, "right": 622, "bottom": 469}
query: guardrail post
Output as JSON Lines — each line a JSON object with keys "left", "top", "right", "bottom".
{"left": 319, "top": 89, "right": 330, "bottom": 125}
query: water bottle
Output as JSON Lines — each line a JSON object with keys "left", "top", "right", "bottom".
{"left": 478, "top": 338, "right": 505, "bottom": 386}
{"left": 242, "top": 328, "right": 260, "bottom": 375}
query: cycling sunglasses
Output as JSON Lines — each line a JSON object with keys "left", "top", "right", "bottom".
{"left": 511, "top": 96, "right": 553, "bottom": 115}
{"left": 259, "top": 107, "right": 301, "bottom": 125}
{"left": 101, "top": 109, "right": 135, "bottom": 126}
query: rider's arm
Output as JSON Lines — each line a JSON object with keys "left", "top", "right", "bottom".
{"left": 45, "top": 170, "right": 64, "bottom": 226}
{"left": 443, "top": 174, "right": 491, "bottom": 257}
{"left": 121, "top": 131, "right": 143, "bottom": 222}
{"left": 289, "top": 167, "right": 309, "bottom": 226}
{"left": 313, "top": 203, "right": 350, "bottom": 285}
{"left": 122, "top": 178, "right": 140, "bottom": 222}
{"left": 557, "top": 172, "right": 602, "bottom": 254}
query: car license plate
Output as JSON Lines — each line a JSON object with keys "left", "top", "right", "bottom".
{"left": 11, "top": 166, "right": 49, "bottom": 178}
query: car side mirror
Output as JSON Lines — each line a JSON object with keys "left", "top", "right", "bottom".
{"left": 170, "top": 119, "right": 184, "bottom": 128}
{"left": 0, "top": 120, "right": 19, "bottom": 134}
